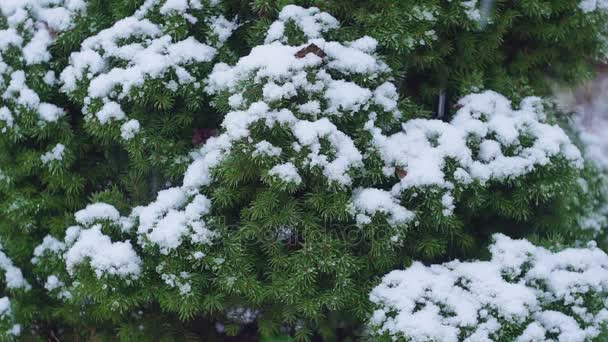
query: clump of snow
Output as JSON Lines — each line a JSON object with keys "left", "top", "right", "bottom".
{"left": 40, "top": 144, "right": 65, "bottom": 165}
{"left": 440, "top": 192, "right": 455, "bottom": 215}
{"left": 74, "top": 203, "right": 121, "bottom": 226}
{"left": 22, "top": 29, "right": 53, "bottom": 65}
{"left": 350, "top": 188, "right": 414, "bottom": 227}
{"left": 38, "top": 103, "right": 65, "bottom": 122}
{"left": 462, "top": 0, "right": 481, "bottom": 21}
{"left": 460, "top": 0, "right": 495, "bottom": 28}
{"left": 208, "top": 15, "right": 239, "bottom": 45}
{"left": 35, "top": 203, "right": 141, "bottom": 280}
{"left": 44, "top": 275, "right": 64, "bottom": 291}
{"left": 32, "top": 235, "right": 65, "bottom": 265}
{"left": 7, "top": 324, "right": 20, "bottom": 337}
{"left": 0, "top": 107, "right": 14, "bottom": 129}
{"left": 64, "top": 225, "right": 141, "bottom": 279}
{"left": 253, "top": 141, "right": 282, "bottom": 158}
{"left": 95, "top": 102, "right": 126, "bottom": 124}
{"left": 0, "top": 29, "right": 22, "bottom": 52}
{"left": 159, "top": 0, "right": 202, "bottom": 15}
{"left": 133, "top": 190, "right": 216, "bottom": 254}
{"left": 120, "top": 119, "right": 141, "bottom": 140}
{"left": 324, "top": 80, "right": 371, "bottom": 115}
{"left": 0, "top": 298, "right": 10, "bottom": 317}
{"left": 369, "top": 234, "right": 608, "bottom": 342}
{"left": 268, "top": 162, "right": 302, "bottom": 185}
{"left": 182, "top": 132, "right": 233, "bottom": 190}
{"left": 293, "top": 118, "right": 363, "bottom": 185}
{"left": 264, "top": 5, "right": 339, "bottom": 44}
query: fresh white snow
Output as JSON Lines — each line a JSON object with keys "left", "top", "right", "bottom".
{"left": 369, "top": 234, "right": 608, "bottom": 342}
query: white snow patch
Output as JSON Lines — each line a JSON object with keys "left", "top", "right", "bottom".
{"left": 264, "top": 5, "right": 339, "bottom": 43}
{"left": 64, "top": 225, "right": 141, "bottom": 279}
{"left": 40, "top": 144, "right": 65, "bottom": 165}
{"left": 269, "top": 162, "right": 302, "bottom": 184}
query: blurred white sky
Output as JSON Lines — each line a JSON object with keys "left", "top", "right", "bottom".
{"left": 556, "top": 70, "right": 608, "bottom": 170}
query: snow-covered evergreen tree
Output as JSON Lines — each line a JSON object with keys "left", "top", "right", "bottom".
{"left": 1, "top": 0, "right": 237, "bottom": 339}
{"left": 29, "top": 5, "right": 606, "bottom": 340}
{"left": 0, "top": 0, "right": 607, "bottom": 340}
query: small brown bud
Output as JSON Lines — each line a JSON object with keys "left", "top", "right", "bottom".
{"left": 396, "top": 167, "right": 408, "bottom": 179}
{"left": 192, "top": 128, "right": 218, "bottom": 146}
{"left": 295, "top": 43, "right": 326, "bottom": 59}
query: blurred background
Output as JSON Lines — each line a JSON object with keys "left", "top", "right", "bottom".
{"left": 556, "top": 63, "right": 608, "bottom": 171}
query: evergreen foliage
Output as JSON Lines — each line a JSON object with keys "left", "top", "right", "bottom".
{"left": 0, "top": 1, "right": 90, "bottom": 337}
{"left": 0, "top": 0, "right": 607, "bottom": 341}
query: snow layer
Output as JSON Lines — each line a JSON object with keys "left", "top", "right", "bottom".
{"left": 0, "top": 1, "right": 86, "bottom": 32}
{"left": 0, "top": 298, "right": 10, "bottom": 317}
{"left": 31, "top": 236, "right": 65, "bottom": 265}
{"left": 462, "top": 0, "right": 482, "bottom": 21}
{"left": 208, "top": 15, "right": 239, "bottom": 45}
{"left": 369, "top": 234, "right": 608, "bottom": 342}
{"left": 74, "top": 203, "right": 121, "bottom": 226}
